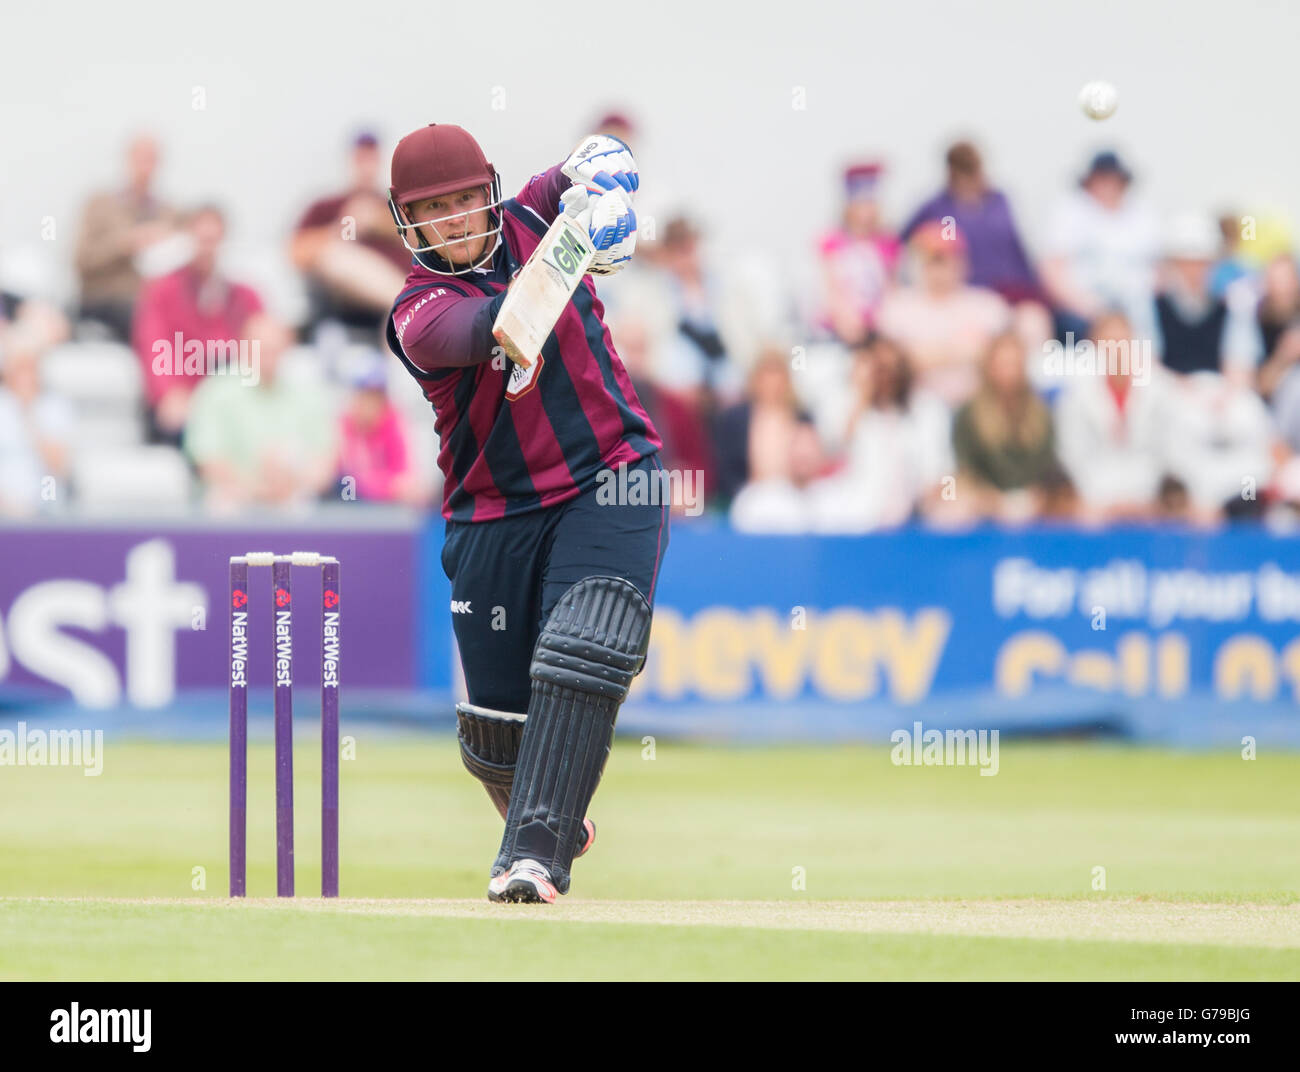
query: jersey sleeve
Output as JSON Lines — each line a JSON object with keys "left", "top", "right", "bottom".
{"left": 389, "top": 284, "right": 506, "bottom": 370}
{"left": 514, "top": 161, "right": 570, "bottom": 225}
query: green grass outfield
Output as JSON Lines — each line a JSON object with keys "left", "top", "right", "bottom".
{"left": 1, "top": 737, "right": 1298, "bottom": 980}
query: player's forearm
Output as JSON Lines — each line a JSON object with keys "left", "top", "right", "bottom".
{"left": 517, "top": 162, "right": 570, "bottom": 225}
{"left": 400, "top": 292, "right": 507, "bottom": 369}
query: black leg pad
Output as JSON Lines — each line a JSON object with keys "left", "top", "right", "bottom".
{"left": 495, "top": 577, "right": 652, "bottom": 892}
{"left": 457, "top": 702, "right": 526, "bottom": 820}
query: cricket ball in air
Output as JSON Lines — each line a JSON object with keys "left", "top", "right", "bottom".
{"left": 1078, "top": 81, "right": 1118, "bottom": 120}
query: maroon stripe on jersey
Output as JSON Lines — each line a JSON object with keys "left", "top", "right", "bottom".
{"left": 550, "top": 302, "right": 632, "bottom": 460}
{"left": 504, "top": 385, "right": 580, "bottom": 505}
{"left": 577, "top": 280, "right": 659, "bottom": 449}
{"left": 606, "top": 439, "right": 648, "bottom": 466}
{"left": 462, "top": 363, "right": 513, "bottom": 521}
{"left": 602, "top": 306, "right": 659, "bottom": 438}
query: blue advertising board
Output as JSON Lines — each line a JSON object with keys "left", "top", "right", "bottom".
{"left": 4, "top": 519, "right": 1296, "bottom": 747}
{"left": 421, "top": 520, "right": 1300, "bottom": 746}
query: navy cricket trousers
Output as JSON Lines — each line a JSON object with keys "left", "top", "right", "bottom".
{"left": 440, "top": 453, "right": 670, "bottom": 713}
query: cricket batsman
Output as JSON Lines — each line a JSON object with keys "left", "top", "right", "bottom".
{"left": 383, "top": 124, "right": 669, "bottom": 903}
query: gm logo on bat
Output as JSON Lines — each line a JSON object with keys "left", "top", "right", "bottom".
{"left": 547, "top": 225, "right": 594, "bottom": 278}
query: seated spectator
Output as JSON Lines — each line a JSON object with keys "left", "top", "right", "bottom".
{"left": 714, "top": 349, "right": 823, "bottom": 526}
{"left": 291, "top": 132, "right": 410, "bottom": 338}
{"left": 132, "top": 205, "right": 264, "bottom": 447}
{"left": 1266, "top": 334, "right": 1300, "bottom": 455}
{"left": 1258, "top": 254, "right": 1300, "bottom": 353}
{"left": 953, "top": 332, "right": 1063, "bottom": 522}
{"left": 185, "top": 315, "right": 336, "bottom": 512}
{"left": 0, "top": 297, "right": 70, "bottom": 353}
{"left": 729, "top": 424, "right": 825, "bottom": 533}
{"left": 0, "top": 323, "right": 75, "bottom": 516}
{"left": 74, "top": 134, "right": 177, "bottom": 341}
{"left": 1054, "top": 312, "right": 1168, "bottom": 523}
{"left": 1041, "top": 152, "right": 1159, "bottom": 342}
{"left": 648, "top": 216, "right": 745, "bottom": 405}
{"left": 900, "top": 141, "right": 1040, "bottom": 305}
{"left": 806, "top": 333, "right": 953, "bottom": 531}
{"left": 1210, "top": 212, "right": 1254, "bottom": 298}
{"left": 817, "top": 162, "right": 899, "bottom": 345}
{"left": 335, "top": 354, "right": 426, "bottom": 505}
{"left": 876, "top": 221, "right": 1010, "bottom": 408}
{"left": 1268, "top": 455, "right": 1300, "bottom": 523}
{"left": 1161, "top": 370, "right": 1275, "bottom": 520}
{"left": 0, "top": 244, "right": 74, "bottom": 336}
{"left": 1154, "top": 475, "right": 1194, "bottom": 523}
{"left": 1155, "top": 213, "right": 1260, "bottom": 383}
{"left": 1255, "top": 255, "right": 1300, "bottom": 419}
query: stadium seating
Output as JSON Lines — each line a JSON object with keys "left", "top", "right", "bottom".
{"left": 43, "top": 341, "right": 144, "bottom": 450}
{"left": 72, "top": 445, "right": 194, "bottom": 511}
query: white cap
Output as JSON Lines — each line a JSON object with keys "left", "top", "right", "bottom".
{"left": 1165, "top": 213, "right": 1220, "bottom": 261}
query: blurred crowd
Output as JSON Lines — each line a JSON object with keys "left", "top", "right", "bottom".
{"left": 0, "top": 131, "right": 434, "bottom": 516}
{"left": 1, "top": 114, "right": 1298, "bottom": 530}
{"left": 602, "top": 126, "right": 1299, "bottom": 531}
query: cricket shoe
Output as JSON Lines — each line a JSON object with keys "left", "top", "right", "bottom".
{"left": 488, "top": 819, "right": 593, "bottom": 876}
{"left": 575, "top": 818, "right": 596, "bottom": 859}
{"left": 488, "top": 859, "right": 558, "bottom": 904}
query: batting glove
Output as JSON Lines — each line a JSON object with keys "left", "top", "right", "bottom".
{"left": 590, "top": 217, "right": 637, "bottom": 276}
{"left": 558, "top": 185, "right": 636, "bottom": 254}
{"left": 562, "top": 134, "right": 639, "bottom": 201}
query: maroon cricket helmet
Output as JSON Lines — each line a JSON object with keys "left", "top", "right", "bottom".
{"left": 389, "top": 124, "right": 497, "bottom": 205}
{"left": 388, "top": 124, "right": 504, "bottom": 275}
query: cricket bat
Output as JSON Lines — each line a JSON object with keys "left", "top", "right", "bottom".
{"left": 492, "top": 212, "right": 596, "bottom": 368}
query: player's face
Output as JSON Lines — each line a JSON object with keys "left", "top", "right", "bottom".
{"left": 407, "top": 187, "right": 493, "bottom": 266}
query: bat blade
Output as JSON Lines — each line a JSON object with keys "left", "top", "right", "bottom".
{"left": 492, "top": 213, "right": 596, "bottom": 368}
